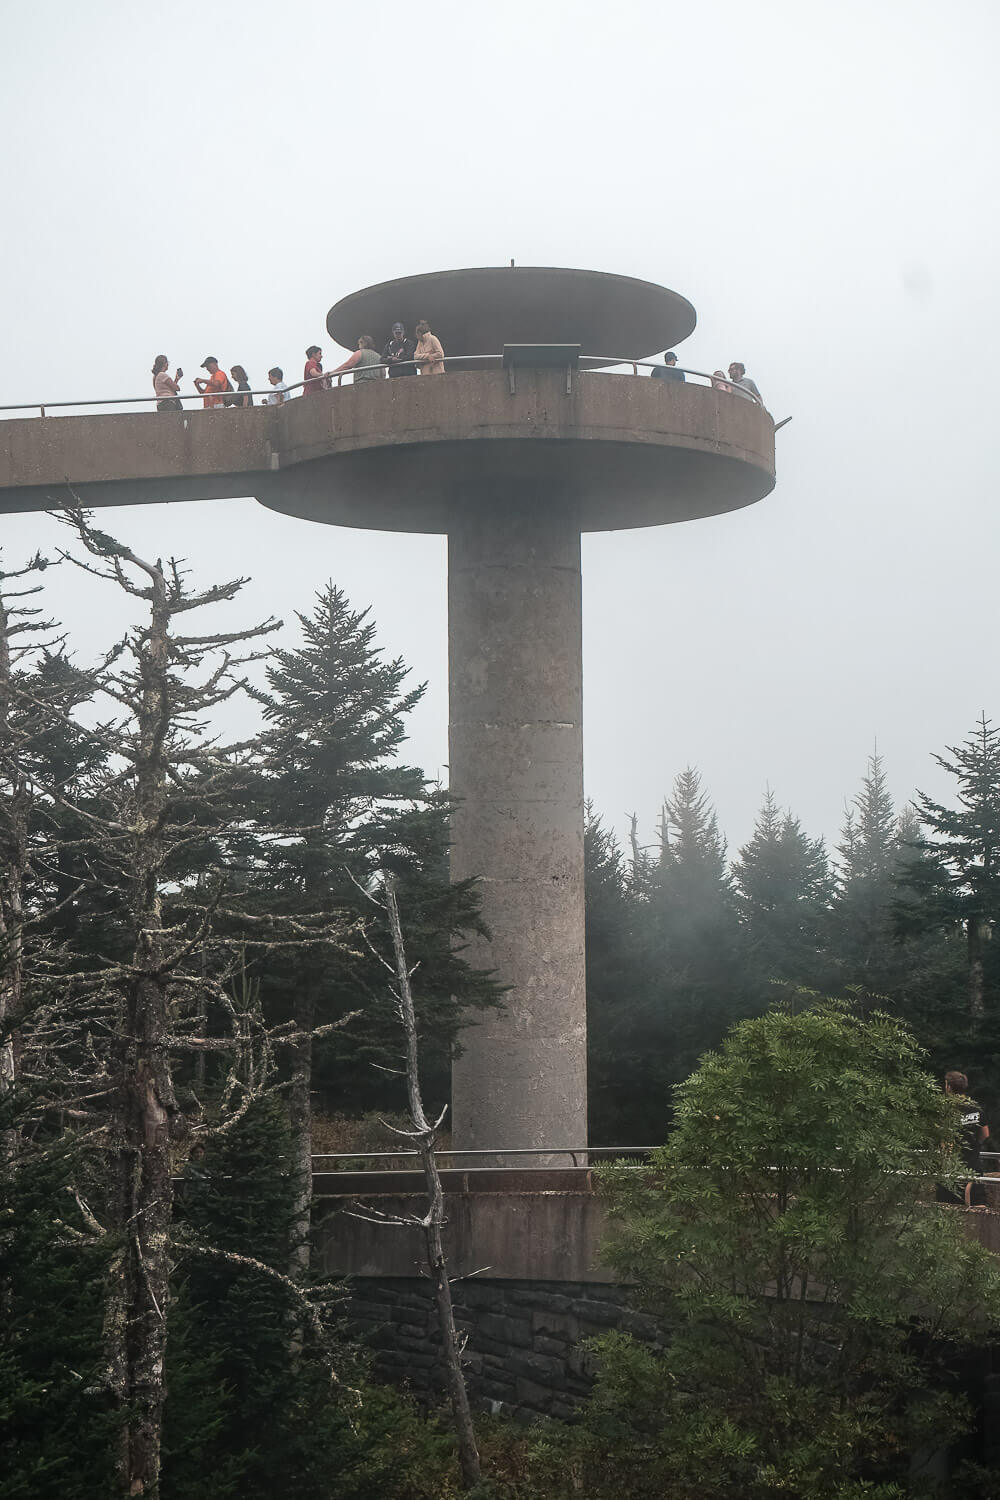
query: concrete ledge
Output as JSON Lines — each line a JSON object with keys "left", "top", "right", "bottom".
{"left": 0, "top": 370, "right": 775, "bottom": 533}
{"left": 315, "top": 1167, "right": 1000, "bottom": 1284}
{"left": 315, "top": 1166, "right": 614, "bottom": 1283}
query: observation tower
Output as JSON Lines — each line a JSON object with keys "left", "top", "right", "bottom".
{"left": 0, "top": 265, "right": 776, "bottom": 1158}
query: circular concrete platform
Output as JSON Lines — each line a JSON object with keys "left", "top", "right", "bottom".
{"left": 327, "top": 266, "right": 697, "bottom": 360}
{"left": 254, "top": 367, "right": 775, "bottom": 534}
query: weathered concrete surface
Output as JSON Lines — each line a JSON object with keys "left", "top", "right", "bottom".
{"left": 448, "top": 501, "right": 587, "bottom": 1157}
{"left": 327, "top": 264, "right": 696, "bottom": 359}
{"left": 0, "top": 370, "right": 775, "bottom": 532}
{"left": 315, "top": 1168, "right": 1000, "bottom": 1283}
{"left": 315, "top": 1167, "right": 612, "bottom": 1281}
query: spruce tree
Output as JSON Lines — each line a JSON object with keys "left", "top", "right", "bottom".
{"left": 622, "top": 770, "right": 748, "bottom": 1135}
{"left": 827, "top": 754, "right": 949, "bottom": 1011}
{"left": 584, "top": 806, "right": 650, "bottom": 1142}
{"left": 896, "top": 715, "right": 1000, "bottom": 1023}
{"left": 732, "top": 789, "right": 831, "bottom": 991}
{"left": 247, "top": 585, "right": 499, "bottom": 1277}
{"left": 163, "top": 1099, "right": 406, "bottom": 1500}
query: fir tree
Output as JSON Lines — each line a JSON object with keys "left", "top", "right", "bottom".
{"left": 246, "top": 585, "right": 499, "bottom": 1278}
{"left": 163, "top": 1098, "right": 428, "bottom": 1500}
{"left": 584, "top": 806, "right": 650, "bottom": 1142}
{"left": 622, "top": 771, "right": 748, "bottom": 1135}
{"left": 732, "top": 789, "right": 831, "bottom": 991}
{"left": 896, "top": 715, "right": 1000, "bottom": 1023}
{"left": 827, "top": 755, "right": 945, "bottom": 1010}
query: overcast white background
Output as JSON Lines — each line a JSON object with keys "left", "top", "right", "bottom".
{"left": 2, "top": 0, "right": 997, "bottom": 855}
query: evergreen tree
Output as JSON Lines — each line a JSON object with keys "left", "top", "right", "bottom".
{"left": 0, "top": 1135, "right": 116, "bottom": 1500}
{"left": 584, "top": 806, "right": 650, "bottom": 1143}
{"left": 245, "top": 586, "right": 499, "bottom": 1276}
{"left": 163, "top": 1099, "right": 409, "bottom": 1500}
{"left": 620, "top": 771, "right": 748, "bottom": 1136}
{"left": 831, "top": 753, "right": 900, "bottom": 994}
{"left": 246, "top": 584, "right": 425, "bottom": 1278}
{"left": 732, "top": 789, "right": 831, "bottom": 991}
{"left": 896, "top": 715, "right": 1000, "bottom": 1023}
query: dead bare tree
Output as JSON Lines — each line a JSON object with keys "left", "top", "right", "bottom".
{"left": 353, "top": 870, "right": 482, "bottom": 1491}
{"left": 53, "top": 508, "right": 288, "bottom": 1499}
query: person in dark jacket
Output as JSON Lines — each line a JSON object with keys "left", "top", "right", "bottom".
{"left": 651, "top": 351, "right": 685, "bottom": 383}
{"left": 945, "top": 1070, "right": 991, "bottom": 1206}
{"left": 382, "top": 322, "right": 417, "bottom": 377}
{"left": 229, "top": 365, "right": 253, "bottom": 408}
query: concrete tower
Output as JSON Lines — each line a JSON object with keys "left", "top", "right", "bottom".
{"left": 0, "top": 265, "right": 775, "bottom": 1157}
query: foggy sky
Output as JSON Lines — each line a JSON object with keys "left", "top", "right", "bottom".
{"left": 2, "top": 0, "right": 998, "bottom": 857}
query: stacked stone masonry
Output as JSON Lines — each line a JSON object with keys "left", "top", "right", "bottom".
{"left": 342, "top": 1277, "right": 666, "bottom": 1422}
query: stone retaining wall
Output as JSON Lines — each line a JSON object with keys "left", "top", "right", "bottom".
{"left": 343, "top": 1276, "right": 664, "bottom": 1421}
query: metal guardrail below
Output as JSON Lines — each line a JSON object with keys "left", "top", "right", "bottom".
{"left": 312, "top": 1145, "right": 653, "bottom": 1170}
{"left": 311, "top": 1144, "right": 1000, "bottom": 1187}
{"left": 0, "top": 355, "right": 767, "bottom": 420}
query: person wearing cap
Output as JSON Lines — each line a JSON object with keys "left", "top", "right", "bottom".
{"left": 651, "top": 351, "right": 685, "bottom": 383}
{"left": 194, "top": 357, "right": 231, "bottom": 409}
{"left": 728, "top": 362, "right": 762, "bottom": 403}
{"left": 303, "top": 345, "right": 330, "bottom": 396}
{"left": 381, "top": 322, "right": 416, "bottom": 377}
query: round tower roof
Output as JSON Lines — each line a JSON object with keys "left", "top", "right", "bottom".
{"left": 327, "top": 266, "right": 696, "bottom": 360}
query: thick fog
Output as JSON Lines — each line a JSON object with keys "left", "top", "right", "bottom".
{"left": 2, "top": 0, "right": 997, "bottom": 853}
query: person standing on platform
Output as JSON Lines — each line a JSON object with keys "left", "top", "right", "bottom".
{"left": 414, "top": 320, "right": 445, "bottom": 375}
{"left": 152, "top": 355, "right": 183, "bottom": 411}
{"left": 382, "top": 322, "right": 417, "bottom": 377}
{"left": 303, "top": 345, "right": 329, "bottom": 395}
{"left": 229, "top": 365, "right": 253, "bottom": 407}
{"left": 945, "top": 1070, "right": 991, "bottom": 1206}
{"left": 194, "top": 356, "right": 231, "bottom": 409}
{"left": 264, "top": 367, "right": 290, "bottom": 405}
{"left": 728, "top": 361, "right": 762, "bottom": 402}
{"left": 332, "top": 336, "right": 385, "bottom": 384}
{"left": 651, "top": 351, "right": 685, "bottom": 383}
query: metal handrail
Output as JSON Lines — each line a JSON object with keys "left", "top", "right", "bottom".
{"left": 311, "top": 1145, "right": 651, "bottom": 1158}
{"left": 311, "top": 1143, "right": 1000, "bottom": 1189}
{"left": 0, "top": 355, "right": 766, "bottom": 419}
{"left": 312, "top": 1144, "right": 652, "bottom": 1169}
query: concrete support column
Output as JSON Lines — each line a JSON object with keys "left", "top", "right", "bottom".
{"left": 448, "top": 495, "right": 587, "bottom": 1158}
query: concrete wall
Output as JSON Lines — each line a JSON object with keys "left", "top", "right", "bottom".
{"left": 0, "top": 371, "right": 775, "bottom": 533}
{"left": 315, "top": 1168, "right": 611, "bottom": 1282}
{"left": 320, "top": 1180, "right": 1000, "bottom": 1425}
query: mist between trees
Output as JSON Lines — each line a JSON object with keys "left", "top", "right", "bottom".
{"left": 586, "top": 716, "right": 1000, "bottom": 1145}
{"left": 3, "top": 508, "right": 1000, "bottom": 1498}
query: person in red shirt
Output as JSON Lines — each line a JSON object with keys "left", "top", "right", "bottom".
{"left": 303, "top": 345, "right": 330, "bottom": 395}
{"left": 194, "top": 356, "right": 231, "bottom": 409}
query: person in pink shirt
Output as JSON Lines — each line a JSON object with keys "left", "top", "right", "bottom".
{"left": 303, "top": 345, "right": 330, "bottom": 395}
{"left": 152, "top": 355, "right": 183, "bottom": 412}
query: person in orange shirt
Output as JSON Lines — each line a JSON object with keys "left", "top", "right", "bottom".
{"left": 194, "top": 356, "right": 231, "bottom": 409}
